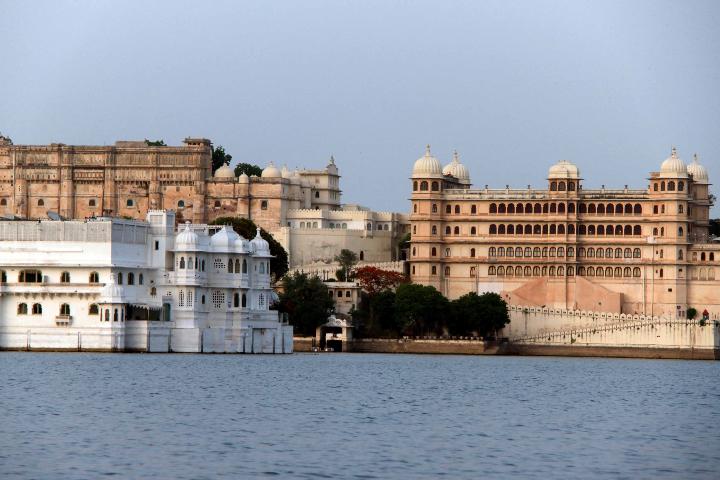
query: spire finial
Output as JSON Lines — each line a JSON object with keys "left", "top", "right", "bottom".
{"left": 693, "top": 153, "right": 699, "bottom": 163}
{"left": 453, "top": 150, "right": 459, "bottom": 163}
{"left": 425, "top": 144, "right": 431, "bottom": 156}
{"left": 330, "top": 155, "right": 335, "bottom": 164}
{"left": 671, "top": 146, "right": 677, "bottom": 158}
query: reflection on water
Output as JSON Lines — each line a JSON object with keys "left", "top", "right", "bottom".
{"left": 1, "top": 353, "right": 718, "bottom": 479}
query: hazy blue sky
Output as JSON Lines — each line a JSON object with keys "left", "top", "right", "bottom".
{"left": 1, "top": 0, "right": 718, "bottom": 215}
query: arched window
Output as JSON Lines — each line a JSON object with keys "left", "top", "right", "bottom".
{"left": 661, "top": 181, "right": 666, "bottom": 191}
{"left": 567, "top": 266, "right": 575, "bottom": 276}
{"left": 515, "top": 266, "right": 522, "bottom": 276}
{"left": 431, "top": 181, "right": 439, "bottom": 191}
{"left": 471, "top": 205, "right": 477, "bottom": 214}
{"left": 89, "top": 304, "right": 99, "bottom": 315}
{"left": 558, "top": 225, "right": 565, "bottom": 234}
{"left": 516, "top": 224, "right": 523, "bottom": 236}
{"left": 633, "top": 225, "right": 641, "bottom": 236}
{"left": 634, "top": 204, "right": 642, "bottom": 214}
{"left": 89, "top": 271, "right": 99, "bottom": 283}
{"left": 234, "top": 293, "right": 240, "bottom": 308}
{"left": 32, "top": 303, "right": 42, "bottom": 314}
{"left": 507, "top": 247, "right": 514, "bottom": 258}
{"left": 568, "top": 181, "right": 576, "bottom": 191}
{"left": 454, "top": 226, "right": 460, "bottom": 235}
{"left": 444, "top": 266, "right": 451, "bottom": 276}
{"left": 578, "top": 247, "right": 585, "bottom": 257}
{"left": 445, "top": 248, "right": 451, "bottom": 257}
{"left": 242, "top": 294, "right": 247, "bottom": 308}
{"left": 668, "top": 181, "right": 675, "bottom": 191}
{"left": 550, "top": 203, "right": 557, "bottom": 214}
{"left": 431, "top": 247, "right": 437, "bottom": 257}
{"left": 19, "top": 270, "right": 42, "bottom": 283}
{"left": 18, "top": 303, "right": 28, "bottom": 314}
{"left": 558, "top": 203, "right": 565, "bottom": 214}
{"left": 431, "top": 204, "right": 438, "bottom": 213}
{"left": 558, "top": 181, "right": 566, "bottom": 191}
{"left": 623, "top": 225, "right": 631, "bottom": 235}
{"left": 484, "top": 266, "right": 491, "bottom": 276}
{"left": 579, "top": 203, "right": 587, "bottom": 214}
{"left": 653, "top": 183, "right": 658, "bottom": 191}
{"left": 549, "top": 266, "right": 556, "bottom": 276}
{"left": 534, "top": 247, "right": 541, "bottom": 257}
{"left": 419, "top": 181, "right": 428, "bottom": 191}
{"left": 550, "top": 247, "right": 556, "bottom": 257}
{"left": 470, "top": 226, "right": 477, "bottom": 235}
{"left": 127, "top": 272, "right": 135, "bottom": 285}
{"left": 557, "top": 247, "right": 565, "bottom": 257}
{"left": 678, "top": 181, "right": 684, "bottom": 191}
{"left": 413, "top": 181, "right": 418, "bottom": 191}
{"left": 118, "top": 272, "right": 123, "bottom": 285}
{"left": 633, "top": 248, "right": 641, "bottom": 258}
{"left": 37, "top": 199, "right": 45, "bottom": 206}
{"left": 587, "top": 248, "right": 595, "bottom": 258}
{"left": 431, "top": 266, "right": 437, "bottom": 275}
{"left": 678, "top": 227, "right": 684, "bottom": 237}
{"left": 499, "top": 203, "right": 506, "bottom": 214}
{"left": 60, "top": 304, "right": 70, "bottom": 316}
{"left": 60, "top": 271, "right": 70, "bottom": 283}
{"left": 550, "top": 181, "right": 557, "bottom": 191}
{"left": 446, "top": 205, "right": 452, "bottom": 214}
{"left": 588, "top": 225, "right": 596, "bottom": 235}
{"left": 508, "top": 204, "right": 515, "bottom": 214}
{"left": 242, "top": 259, "right": 248, "bottom": 273}
{"left": 497, "top": 266, "right": 505, "bottom": 276}
{"left": 0, "top": 199, "right": 6, "bottom": 206}
{"left": 502, "top": 224, "right": 509, "bottom": 234}
{"left": 633, "top": 267, "right": 641, "bottom": 278}
{"left": 454, "top": 205, "right": 460, "bottom": 214}
{"left": 490, "top": 203, "right": 497, "bottom": 214}
{"left": 534, "top": 224, "right": 541, "bottom": 234}
{"left": 678, "top": 249, "right": 684, "bottom": 260}
{"left": 470, "top": 248, "right": 476, "bottom": 258}
{"left": 517, "top": 203, "right": 524, "bottom": 214}
{"left": 515, "top": 247, "right": 523, "bottom": 257}
{"left": 179, "top": 257, "right": 186, "bottom": 269}
{"left": 114, "top": 309, "right": 119, "bottom": 322}
{"left": 489, "top": 224, "right": 497, "bottom": 235}
{"left": 711, "top": 253, "right": 715, "bottom": 261}
{"left": 524, "top": 247, "right": 532, "bottom": 257}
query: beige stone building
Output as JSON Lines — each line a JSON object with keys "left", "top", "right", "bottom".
{"left": 409, "top": 146, "right": 719, "bottom": 318}
{"left": 0, "top": 136, "right": 407, "bottom": 266}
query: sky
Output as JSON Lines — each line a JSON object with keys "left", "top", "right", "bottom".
{"left": 1, "top": 0, "right": 718, "bottom": 215}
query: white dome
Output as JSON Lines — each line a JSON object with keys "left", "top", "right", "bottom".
{"left": 660, "top": 147, "right": 687, "bottom": 176}
{"left": 100, "top": 278, "right": 124, "bottom": 304}
{"left": 175, "top": 222, "right": 200, "bottom": 250}
{"left": 238, "top": 173, "right": 249, "bottom": 183}
{"left": 687, "top": 153, "right": 708, "bottom": 183}
{"left": 412, "top": 145, "right": 442, "bottom": 177}
{"left": 548, "top": 160, "right": 580, "bottom": 179}
{"left": 442, "top": 150, "right": 470, "bottom": 183}
{"left": 210, "top": 225, "right": 240, "bottom": 252}
{"left": 250, "top": 227, "right": 271, "bottom": 256}
{"left": 214, "top": 164, "right": 235, "bottom": 179}
{"left": 234, "top": 236, "right": 251, "bottom": 253}
{"left": 261, "top": 162, "right": 281, "bottom": 178}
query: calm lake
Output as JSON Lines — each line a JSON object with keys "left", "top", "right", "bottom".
{"left": 1, "top": 352, "right": 718, "bottom": 479}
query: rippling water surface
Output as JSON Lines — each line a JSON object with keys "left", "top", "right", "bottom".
{"left": 1, "top": 352, "right": 718, "bottom": 479}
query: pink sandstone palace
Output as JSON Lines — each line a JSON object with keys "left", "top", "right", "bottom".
{"left": 409, "top": 146, "right": 719, "bottom": 319}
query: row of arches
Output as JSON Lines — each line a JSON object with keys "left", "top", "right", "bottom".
{"left": 488, "top": 202, "right": 644, "bottom": 216}
{"left": 117, "top": 272, "right": 144, "bottom": 286}
{"left": 484, "top": 265, "right": 642, "bottom": 278}
{"left": 10, "top": 270, "right": 102, "bottom": 284}
{"left": 413, "top": 180, "right": 441, "bottom": 192}
{"left": 17, "top": 303, "right": 72, "bottom": 315}
{"left": 577, "top": 224, "right": 643, "bottom": 236}
{"left": 691, "top": 267, "right": 717, "bottom": 281}
{"left": 692, "top": 252, "right": 716, "bottom": 262}
{"left": 549, "top": 180, "right": 577, "bottom": 191}
{"left": 488, "top": 223, "right": 643, "bottom": 236}
{"left": 177, "top": 256, "right": 208, "bottom": 272}
{"left": 652, "top": 180, "right": 685, "bottom": 192}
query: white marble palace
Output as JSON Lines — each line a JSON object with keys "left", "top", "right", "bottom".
{"left": 0, "top": 210, "right": 293, "bottom": 353}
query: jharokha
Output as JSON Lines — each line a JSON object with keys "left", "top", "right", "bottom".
{"left": 409, "top": 146, "right": 718, "bottom": 319}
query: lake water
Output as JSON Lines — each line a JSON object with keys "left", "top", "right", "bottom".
{"left": 1, "top": 352, "right": 718, "bottom": 479}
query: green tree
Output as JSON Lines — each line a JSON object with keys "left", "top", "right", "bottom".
{"left": 710, "top": 218, "right": 720, "bottom": 237}
{"left": 145, "top": 139, "right": 166, "bottom": 146}
{"left": 277, "top": 272, "right": 334, "bottom": 336}
{"left": 334, "top": 249, "right": 358, "bottom": 281}
{"left": 210, "top": 216, "right": 288, "bottom": 280}
{"left": 394, "top": 283, "right": 449, "bottom": 336}
{"left": 450, "top": 292, "right": 510, "bottom": 337}
{"left": 211, "top": 145, "right": 232, "bottom": 174}
{"left": 234, "top": 162, "right": 263, "bottom": 177}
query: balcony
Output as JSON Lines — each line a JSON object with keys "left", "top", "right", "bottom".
{"left": 55, "top": 315, "right": 72, "bottom": 326}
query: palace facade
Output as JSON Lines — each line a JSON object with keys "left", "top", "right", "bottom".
{"left": 0, "top": 210, "right": 292, "bottom": 353}
{"left": 409, "top": 146, "right": 719, "bottom": 318}
{"left": 0, "top": 136, "right": 408, "bottom": 266}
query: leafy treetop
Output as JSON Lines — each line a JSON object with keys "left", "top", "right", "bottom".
{"left": 277, "top": 272, "right": 334, "bottom": 336}
{"left": 234, "top": 163, "right": 263, "bottom": 177}
{"left": 145, "top": 139, "right": 166, "bottom": 146}
{"left": 211, "top": 145, "right": 232, "bottom": 174}
{"left": 354, "top": 266, "right": 406, "bottom": 297}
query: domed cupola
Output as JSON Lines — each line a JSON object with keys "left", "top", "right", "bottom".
{"left": 234, "top": 236, "right": 251, "bottom": 253}
{"left": 238, "top": 172, "right": 249, "bottom": 183}
{"left": 214, "top": 164, "right": 235, "bottom": 179}
{"left": 687, "top": 153, "right": 709, "bottom": 184}
{"left": 250, "top": 228, "right": 271, "bottom": 256}
{"left": 100, "top": 276, "right": 124, "bottom": 304}
{"left": 175, "top": 222, "right": 201, "bottom": 251}
{"left": 210, "top": 225, "right": 240, "bottom": 252}
{"left": 442, "top": 150, "right": 471, "bottom": 185}
{"left": 261, "top": 162, "right": 281, "bottom": 178}
{"left": 659, "top": 147, "right": 688, "bottom": 177}
{"left": 281, "top": 165, "right": 292, "bottom": 179}
{"left": 412, "top": 145, "right": 443, "bottom": 178}
{"left": 548, "top": 160, "right": 580, "bottom": 179}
